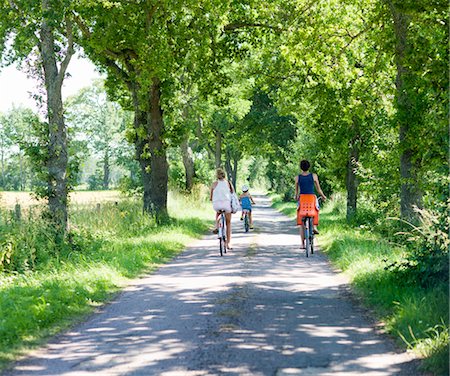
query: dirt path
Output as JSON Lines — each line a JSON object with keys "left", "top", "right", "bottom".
{"left": 3, "top": 195, "right": 421, "bottom": 376}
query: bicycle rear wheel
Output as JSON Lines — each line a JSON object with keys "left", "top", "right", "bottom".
{"left": 309, "top": 217, "right": 315, "bottom": 255}
{"left": 244, "top": 214, "right": 249, "bottom": 232}
{"left": 222, "top": 214, "right": 227, "bottom": 255}
{"left": 304, "top": 219, "right": 311, "bottom": 257}
{"left": 219, "top": 237, "right": 225, "bottom": 256}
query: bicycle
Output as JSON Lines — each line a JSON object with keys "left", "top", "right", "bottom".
{"left": 217, "top": 210, "right": 227, "bottom": 256}
{"left": 298, "top": 195, "right": 321, "bottom": 257}
{"left": 242, "top": 209, "right": 250, "bottom": 232}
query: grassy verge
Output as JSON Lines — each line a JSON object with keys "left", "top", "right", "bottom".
{"left": 270, "top": 193, "right": 449, "bottom": 375}
{"left": 0, "top": 191, "right": 212, "bottom": 369}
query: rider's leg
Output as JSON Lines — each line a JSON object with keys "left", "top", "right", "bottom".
{"left": 249, "top": 211, "right": 253, "bottom": 227}
{"left": 313, "top": 211, "right": 319, "bottom": 234}
{"left": 299, "top": 224, "right": 305, "bottom": 248}
{"left": 213, "top": 212, "right": 220, "bottom": 233}
{"left": 225, "top": 212, "right": 232, "bottom": 248}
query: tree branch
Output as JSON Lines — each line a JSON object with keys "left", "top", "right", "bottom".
{"left": 223, "top": 22, "right": 281, "bottom": 33}
{"left": 72, "top": 11, "right": 133, "bottom": 87}
{"left": 145, "top": 2, "right": 159, "bottom": 30}
{"left": 72, "top": 12, "right": 92, "bottom": 38}
{"left": 57, "top": 16, "right": 75, "bottom": 87}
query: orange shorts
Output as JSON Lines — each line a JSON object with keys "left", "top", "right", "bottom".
{"left": 296, "top": 194, "right": 319, "bottom": 226}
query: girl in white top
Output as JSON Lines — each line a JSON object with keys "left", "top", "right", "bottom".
{"left": 210, "top": 168, "right": 234, "bottom": 249}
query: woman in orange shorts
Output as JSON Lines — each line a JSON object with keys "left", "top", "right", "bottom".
{"left": 295, "top": 160, "right": 327, "bottom": 249}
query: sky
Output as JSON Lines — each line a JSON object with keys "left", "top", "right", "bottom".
{"left": 0, "top": 54, "right": 103, "bottom": 113}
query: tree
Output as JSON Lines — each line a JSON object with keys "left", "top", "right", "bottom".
{"left": 72, "top": 1, "right": 232, "bottom": 218}
{"left": 384, "top": 0, "right": 448, "bottom": 219}
{"left": 0, "top": 0, "right": 75, "bottom": 232}
{"left": 0, "top": 107, "right": 40, "bottom": 190}
{"left": 66, "top": 80, "right": 129, "bottom": 190}
{"left": 72, "top": 0, "right": 276, "bottom": 216}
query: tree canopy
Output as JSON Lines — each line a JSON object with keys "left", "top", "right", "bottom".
{"left": 0, "top": 0, "right": 446, "bottom": 224}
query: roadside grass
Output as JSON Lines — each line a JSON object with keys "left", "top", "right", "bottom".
{"left": 270, "top": 193, "right": 449, "bottom": 375}
{"left": 0, "top": 191, "right": 212, "bottom": 369}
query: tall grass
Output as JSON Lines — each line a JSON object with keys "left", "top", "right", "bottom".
{"left": 271, "top": 193, "right": 449, "bottom": 375}
{"left": 0, "top": 191, "right": 212, "bottom": 369}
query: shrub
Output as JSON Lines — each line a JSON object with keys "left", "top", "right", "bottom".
{"left": 87, "top": 174, "right": 104, "bottom": 191}
{"left": 0, "top": 211, "right": 100, "bottom": 273}
{"left": 384, "top": 204, "right": 449, "bottom": 288}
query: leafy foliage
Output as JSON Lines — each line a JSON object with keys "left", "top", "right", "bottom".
{"left": 385, "top": 204, "right": 450, "bottom": 288}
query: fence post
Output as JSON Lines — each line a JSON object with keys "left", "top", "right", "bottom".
{"left": 14, "top": 203, "right": 21, "bottom": 222}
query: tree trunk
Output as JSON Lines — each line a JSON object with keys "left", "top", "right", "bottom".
{"left": 129, "top": 79, "right": 154, "bottom": 216}
{"left": 19, "top": 153, "right": 24, "bottom": 191}
{"left": 181, "top": 136, "right": 195, "bottom": 192}
{"left": 225, "top": 148, "right": 239, "bottom": 191}
{"left": 147, "top": 77, "right": 168, "bottom": 219}
{"left": 39, "top": 3, "right": 73, "bottom": 233}
{"left": 215, "top": 130, "right": 222, "bottom": 168}
{"left": 103, "top": 149, "right": 110, "bottom": 190}
{"left": 133, "top": 107, "right": 152, "bottom": 212}
{"left": 389, "top": 2, "right": 423, "bottom": 220}
{"left": 232, "top": 157, "right": 238, "bottom": 191}
{"left": 1, "top": 143, "right": 4, "bottom": 188}
{"left": 346, "top": 139, "right": 359, "bottom": 221}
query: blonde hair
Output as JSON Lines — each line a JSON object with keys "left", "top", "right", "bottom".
{"left": 216, "top": 168, "right": 226, "bottom": 179}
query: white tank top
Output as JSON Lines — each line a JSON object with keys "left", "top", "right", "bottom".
{"left": 212, "top": 180, "right": 231, "bottom": 202}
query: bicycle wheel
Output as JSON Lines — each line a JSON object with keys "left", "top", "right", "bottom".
{"left": 222, "top": 214, "right": 227, "bottom": 254}
{"left": 309, "top": 217, "right": 315, "bottom": 255}
{"left": 244, "top": 214, "right": 249, "bottom": 232}
{"left": 305, "top": 218, "right": 311, "bottom": 257}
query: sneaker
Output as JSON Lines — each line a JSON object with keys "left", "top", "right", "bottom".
{"left": 250, "top": 226, "right": 254, "bottom": 229}
{"left": 240, "top": 217, "right": 243, "bottom": 220}
{"left": 212, "top": 228, "right": 218, "bottom": 234}
{"left": 313, "top": 229, "right": 319, "bottom": 235}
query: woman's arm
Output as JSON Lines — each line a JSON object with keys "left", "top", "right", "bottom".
{"left": 228, "top": 180, "right": 235, "bottom": 193}
{"left": 210, "top": 181, "right": 218, "bottom": 201}
{"left": 313, "top": 174, "right": 327, "bottom": 200}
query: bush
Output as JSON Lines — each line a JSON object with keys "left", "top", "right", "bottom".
{"left": 117, "top": 175, "right": 142, "bottom": 197}
{"left": 385, "top": 204, "right": 449, "bottom": 288}
{"left": 0, "top": 211, "right": 100, "bottom": 273}
{"left": 87, "top": 174, "right": 104, "bottom": 191}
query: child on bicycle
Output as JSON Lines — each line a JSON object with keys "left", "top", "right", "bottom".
{"left": 239, "top": 185, "right": 255, "bottom": 229}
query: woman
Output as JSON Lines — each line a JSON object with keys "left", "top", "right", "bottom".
{"left": 210, "top": 168, "right": 234, "bottom": 249}
{"left": 295, "top": 159, "right": 327, "bottom": 248}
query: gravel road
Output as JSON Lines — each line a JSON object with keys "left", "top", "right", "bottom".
{"left": 3, "top": 195, "right": 422, "bottom": 376}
